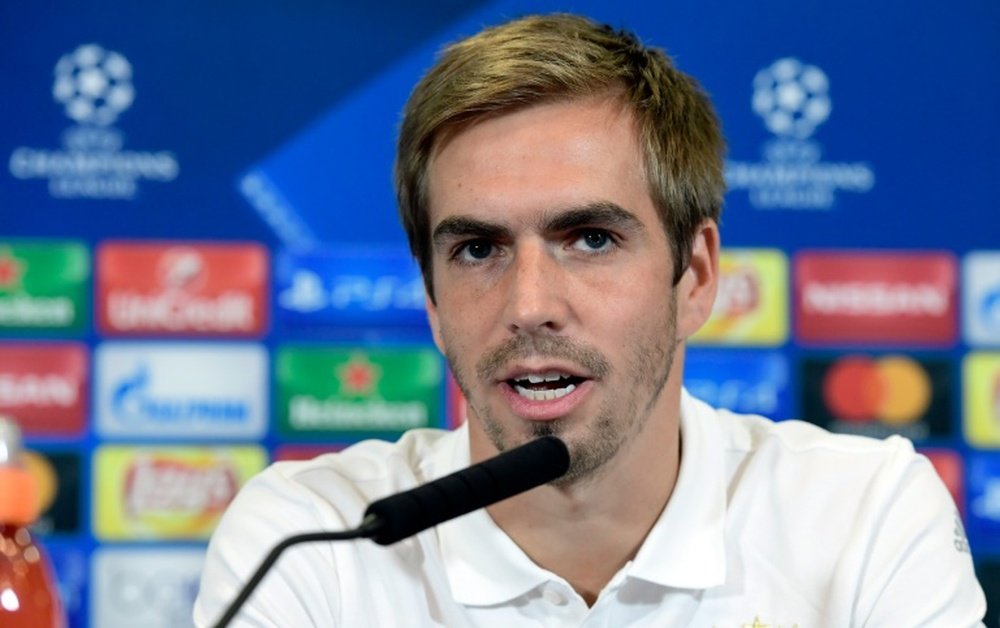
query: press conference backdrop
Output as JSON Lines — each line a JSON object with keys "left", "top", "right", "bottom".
{"left": 1, "top": 1, "right": 998, "bottom": 625}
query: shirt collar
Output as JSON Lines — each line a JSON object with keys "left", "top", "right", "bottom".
{"left": 437, "top": 388, "right": 729, "bottom": 605}
{"left": 436, "top": 422, "right": 553, "bottom": 605}
{"left": 625, "top": 389, "right": 728, "bottom": 589}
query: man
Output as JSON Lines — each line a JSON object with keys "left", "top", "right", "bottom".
{"left": 195, "top": 14, "right": 986, "bottom": 626}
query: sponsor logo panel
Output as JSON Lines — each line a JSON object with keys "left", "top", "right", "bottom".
{"left": 23, "top": 448, "right": 81, "bottom": 535}
{"left": 963, "top": 251, "right": 1000, "bottom": 346}
{"left": 0, "top": 241, "right": 89, "bottom": 332}
{"left": 275, "top": 248, "right": 426, "bottom": 328}
{"left": 95, "top": 342, "right": 267, "bottom": 439}
{"left": 96, "top": 242, "right": 268, "bottom": 336}
{"left": 92, "top": 445, "right": 266, "bottom": 540}
{"left": 91, "top": 547, "right": 204, "bottom": 628}
{"left": 963, "top": 352, "right": 1000, "bottom": 448}
{"left": 273, "top": 444, "right": 345, "bottom": 462}
{"left": 967, "top": 453, "right": 1000, "bottom": 554}
{"left": 920, "top": 448, "right": 965, "bottom": 517}
{"left": 44, "top": 542, "right": 88, "bottom": 627}
{"left": 794, "top": 252, "right": 956, "bottom": 345}
{"left": 0, "top": 343, "right": 87, "bottom": 436}
{"left": 726, "top": 57, "right": 875, "bottom": 211}
{"left": 800, "top": 354, "right": 951, "bottom": 441}
{"left": 690, "top": 248, "right": 788, "bottom": 346}
{"left": 684, "top": 349, "right": 792, "bottom": 419}
{"left": 276, "top": 345, "right": 442, "bottom": 438}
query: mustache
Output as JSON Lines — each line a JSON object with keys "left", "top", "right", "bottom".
{"left": 476, "top": 335, "right": 611, "bottom": 382}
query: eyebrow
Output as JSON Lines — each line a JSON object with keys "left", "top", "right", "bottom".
{"left": 541, "top": 201, "right": 645, "bottom": 234}
{"left": 431, "top": 201, "right": 645, "bottom": 249}
{"left": 431, "top": 217, "right": 513, "bottom": 248}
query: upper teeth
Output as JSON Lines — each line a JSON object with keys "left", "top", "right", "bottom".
{"left": 520, "top": 372, "right": 569, "bottom": 384}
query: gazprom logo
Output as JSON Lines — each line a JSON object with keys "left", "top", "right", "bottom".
{"left": 962, "top": 252, "right": 1000, "bottom": 346}
{"left": 95, "top": 342, "right": 267, "bottom": 439}
{"left": 111, "top": 364, "right": 248, "bottom": 424}
{"left": 979, "top": 286, "right": 1000, "bottom": 331}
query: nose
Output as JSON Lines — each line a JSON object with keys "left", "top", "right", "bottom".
{"left": 503, "top": 241, "right": 569, "bottom": 335}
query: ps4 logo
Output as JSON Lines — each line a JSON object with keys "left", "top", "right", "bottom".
{"left": 278, "top": 269, "right": 425, "bottom": 313}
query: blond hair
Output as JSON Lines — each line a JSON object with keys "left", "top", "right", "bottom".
{"left": 395, "top": 13, "right": 725, "bottom": 299}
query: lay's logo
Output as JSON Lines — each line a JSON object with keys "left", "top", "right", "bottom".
{"left": 690, "top": 248, "right": 787, "bottom": 346}
{"left": 124, "top": 456, "right": 238, "bottom": 516}
{"left": 963, "top": 352, "right": 1000, "bottom": 447}
{"left": 93, "top": 446, "right": 266, "bottom": 540}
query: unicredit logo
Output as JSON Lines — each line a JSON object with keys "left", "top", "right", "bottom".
{"left": 795, "top": 251, "right": 956, "bottom": 344}
{"left": 97, "top": 242, "right": 267, "bottom": 336}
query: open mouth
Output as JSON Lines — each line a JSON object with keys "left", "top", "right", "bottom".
{"left": 507, "top": 371, "right": 586, "bottom": 401}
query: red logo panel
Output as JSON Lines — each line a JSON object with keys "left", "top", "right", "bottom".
{"left": 97, "top": 242, "right": 268, "bottom": 336}
{"left": 795, "top": 252, "right": 956, "bottom": 344}
{"left": 920, "top": 448, "right": 964, "bottom": 516}
{"left": 0, "top": 343, "right": 87, "bottom": 435}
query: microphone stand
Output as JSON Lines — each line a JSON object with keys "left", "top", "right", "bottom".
{"left": 212, "top": 516, "right": 381, "bottom": 628}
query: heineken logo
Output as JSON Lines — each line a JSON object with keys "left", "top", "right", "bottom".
{"left": 0, "top": 242, "right": 87, "bottom": 331}
{"left": 337, "top": 353, "right": 381, "bottom": 396}
{"left": 277, "top": 346, "right": 442, "bottom": 437}
{"left": 0, "top": 251, "right": 24, "bottom": 288}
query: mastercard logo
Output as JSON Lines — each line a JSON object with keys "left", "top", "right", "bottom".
{"left": 822, "top": 355, "right": 932, "bottom": 424}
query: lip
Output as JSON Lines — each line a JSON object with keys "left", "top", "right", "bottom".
{"left": 495, "top": 362, "right": 591, "bottom": 382}
{"left": 497, "top": 378, "right": 594, "bottom": 421}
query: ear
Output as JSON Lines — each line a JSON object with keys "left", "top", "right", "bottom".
{"left": 676, "top": 219, "right": 720, "bottom": 339}
{"left": 426, "top": 292, "right": 445, "bottom": 355}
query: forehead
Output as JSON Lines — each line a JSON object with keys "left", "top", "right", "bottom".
{"left": 425, "top": 95, "right": 655, "bottom": 228}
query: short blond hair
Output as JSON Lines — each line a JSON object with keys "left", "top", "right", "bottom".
{"left": 395, "top": 13, "right": 725, "bottom": 299}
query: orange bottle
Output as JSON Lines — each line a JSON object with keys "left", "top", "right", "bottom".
{"left": 0, "top": 416, "right": 66, "bottom": 628}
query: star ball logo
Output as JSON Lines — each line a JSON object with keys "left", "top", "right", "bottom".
{"left": 726, "top": 58, "right": 875, "bottom": 210}
{"left": 8, "top": 43, "right": 178, "bottom": 199}
{"left": 53, "top": 44, "right": 135, "bottom": 127}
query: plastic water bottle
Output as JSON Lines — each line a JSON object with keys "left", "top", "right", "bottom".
{"left": 0, "top": 416, "right": 66, "bottom": 627}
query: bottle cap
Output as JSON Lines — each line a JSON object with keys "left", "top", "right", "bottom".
{"left": 0, "top": 415, "right": 23, "bottom": 465}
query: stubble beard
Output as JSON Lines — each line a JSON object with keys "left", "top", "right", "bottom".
{"left": 445, "top": 291, "right": 679, "bottom": 488}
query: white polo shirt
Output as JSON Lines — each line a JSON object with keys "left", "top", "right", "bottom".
{"left": 194, "top": 391, "right": 986, "bottom": 627}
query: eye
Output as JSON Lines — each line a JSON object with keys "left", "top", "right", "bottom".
{"left": 571, "top": 229, "right": 615, "bottom": 253}
{"left": 455, "top": 239, "right": 494, "bottom": 262}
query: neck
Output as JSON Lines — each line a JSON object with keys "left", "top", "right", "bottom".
{"left": 483, "top": 393, "right": 682, "bottom": 605}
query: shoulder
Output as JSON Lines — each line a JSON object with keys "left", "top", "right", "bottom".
{"left": 252, "top": 427, "right": 463, "bottom": 518}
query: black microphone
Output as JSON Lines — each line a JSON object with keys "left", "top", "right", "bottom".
{"left": 212, "top": 435, "right": 569, "bottom": 628}
{"left": 363, "top": 434, "right": 570, "bottom": 544}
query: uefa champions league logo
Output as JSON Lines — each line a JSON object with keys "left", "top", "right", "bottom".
{"left": 53, "top": 44, "right": 135, "bottom": 127}
{"left": 726, "top": 57, "right": 874, "bottom": 210}
{"left": 751, "top": 58, "right": 831, "bottom": 141}
{"left": 8, "top": 42, "right": 178, "bottom": 199}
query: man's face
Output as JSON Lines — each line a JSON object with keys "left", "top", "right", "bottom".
{"left": 425, "top": 95, "right": 687, "bottom": 484}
